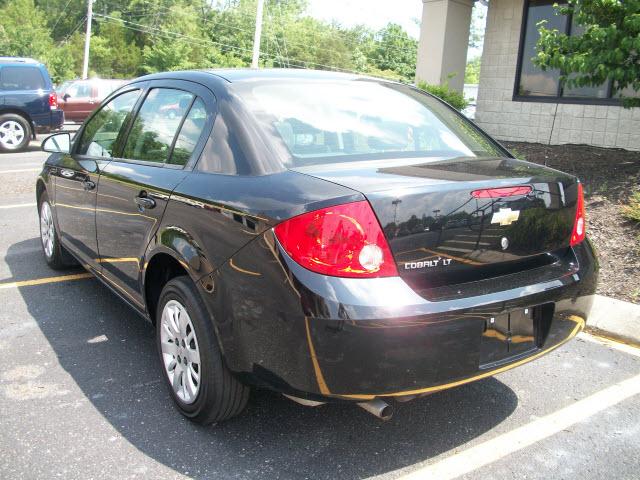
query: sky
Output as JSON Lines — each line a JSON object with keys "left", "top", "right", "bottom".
{"left": 306, "top": 0, "right": 487, "bottom": 58}
{"left": 307, "top": 0, "right": 422, "bottom": 39}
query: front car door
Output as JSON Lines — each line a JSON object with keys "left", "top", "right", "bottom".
{"left": 53, "top": 87, "right": 143, "bottom": 270}
{"left": 96, "top": 80, "right": 215, "bottom": 309}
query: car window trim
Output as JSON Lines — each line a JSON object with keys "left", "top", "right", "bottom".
{"left": 118, "top": 86, "right": 196, "bottom": 169}
{"left": 166, "top": 95, "right": 197, "bottom": 167}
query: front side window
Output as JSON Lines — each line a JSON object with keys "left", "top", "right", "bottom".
{"left": 0, "top": 66, "right": 45, "bottom": 91}
{"left": 238, "top": 80, "right": 503, "bottom": 167}
{"left": 122, "top": 88, "right": 194, "bottom": 164}
{"left": 78, "top": 89, "right": 141, "bottom": 157}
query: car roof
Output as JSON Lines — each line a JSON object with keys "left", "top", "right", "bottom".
{"left": 135, "top": 68, "right": 398, "bottom": 87}
{"left": 205, "top": 68, "right": 362, "bottom": 83}
{"left": 0, "top": 57, "right": 43, "bottom": 66}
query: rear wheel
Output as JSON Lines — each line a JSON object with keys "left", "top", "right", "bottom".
{"left": 0, "top": 114, "right": 31, "bottom": 153}
{"left": 156, "top": 276, "right": 249, "bottom": 424}
{"left": 38, "top": 192, "right": 76, "bottom": 269}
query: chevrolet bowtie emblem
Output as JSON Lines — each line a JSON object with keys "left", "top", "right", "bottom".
{"left": 491, "top": 208, "right": 520, "bottom": 226}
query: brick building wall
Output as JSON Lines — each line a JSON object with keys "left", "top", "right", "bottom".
{"left": 475, "top": 0, "right": 640, "bottom": 151}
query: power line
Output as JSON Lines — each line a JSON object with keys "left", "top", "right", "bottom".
{"left": 94, "top": 14, "right": 356, "bottom": 73}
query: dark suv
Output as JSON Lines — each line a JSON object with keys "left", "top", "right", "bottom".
{"left": 0, "top": 57, "right": 64, "bottom": 152}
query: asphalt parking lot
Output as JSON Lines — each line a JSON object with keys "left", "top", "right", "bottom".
{"left": 1, "top": 141, "right": 639, "bottom": 480}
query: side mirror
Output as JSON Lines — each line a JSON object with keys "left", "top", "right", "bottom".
{"left": 42, "top": 132, "right": 71, "bottom": 154}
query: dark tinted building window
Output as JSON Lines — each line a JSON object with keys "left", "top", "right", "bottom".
{"left": 517, "top": 1, "right": 566, "bottom": 96}
{"left": 169, "top": 98, "right": 208, "bottom": 166}
{"left": 78, "top": 89, "right": 141, "bottom": 157}
{"left": 0, "top": 66, "right": 45, "bottom": 91}
{"left": 122, "top": 88, "right": 193, "bottom": 164}
{"left": 516, "top": 1, "right": 638, "bottom": 103}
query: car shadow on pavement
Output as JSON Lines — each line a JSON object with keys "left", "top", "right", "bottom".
{"left": 8, "top": 238, "right": 518, "bottom": 480}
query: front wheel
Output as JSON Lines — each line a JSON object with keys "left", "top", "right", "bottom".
{"left": 39, "top": 193, "right": 76, "bottom": 269}
{"left": 156, "top": 276, "right": 249, "bottom": 424}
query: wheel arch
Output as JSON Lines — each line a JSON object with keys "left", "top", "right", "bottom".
{"left": 143, "top": 251, "right": 193, "bottom": 324}
{"left": 36, "top": 178, "right": 46, "bottom": 206}
{"left": 0, "top": 107, "right": 35, "bottom": 135}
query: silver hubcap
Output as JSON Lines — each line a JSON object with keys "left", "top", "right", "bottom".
{"left": 160, "top": 300, "right": 201, "bottom": 404}
{"left": 40, "top": 201, "right": 54, "bottom": 258}
{"left": 0, "top": 121, "right": 25, "bottom": 148}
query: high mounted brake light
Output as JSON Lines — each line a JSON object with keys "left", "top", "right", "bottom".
{"left": 570, "top": 183, "right": 586, "bottom": 246}
{"left": 471, "top": 186, "right": 532, "bottom": 198}
{"left": 273, "top": 201, "right": 398, "bottom": 278}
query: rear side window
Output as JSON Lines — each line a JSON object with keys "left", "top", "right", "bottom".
{"left": 168, "top": 98, "right": 207, "bottom": 166}
{"left": 78, "top": 89, "right": 141, "bottom": 157}
{"left": 0, "top": 66, "right": 45, "bottom": 91}
{"left": 122, "top": 88, "right": 194, "bottom": 164}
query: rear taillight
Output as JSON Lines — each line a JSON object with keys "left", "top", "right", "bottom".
{"left": 570, "top": 183, "right": 586, "bottom": 246}
{"left": 48, "top": 92, "right": 58, "bottom": 109}
{"left": 273, "top": 201, "right": 398, "bottom": 278}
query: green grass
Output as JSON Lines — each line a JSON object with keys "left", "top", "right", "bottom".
{"left": 621, "top": 191, "right": 640, "bottom": 223}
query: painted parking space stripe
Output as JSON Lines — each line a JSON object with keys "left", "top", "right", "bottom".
{"left": 397, "top": 372, "right": 640, "bottom": 480}
{"left": 579, "top": 332, "right": 640, "bottom": 357}
{"left": 0, "top": 203, "right": 37, "bottom": 209}
{"left": 0, "top": 272, "right": 92, "bottom": 289}
{"left": 0, "top": 168, "right": 41, "bottom": 174}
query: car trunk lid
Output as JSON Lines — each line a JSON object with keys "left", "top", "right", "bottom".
{"left": 292, "top": 156, "right": 579, "bottom": 293}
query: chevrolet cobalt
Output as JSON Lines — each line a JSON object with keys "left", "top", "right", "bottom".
{"left": 37, "top": 69, "right": 597, "bottom": 423}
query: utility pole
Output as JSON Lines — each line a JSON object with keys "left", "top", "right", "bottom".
{"left": 251, "top": 0, "right": 265, "bottom": 69}
{"left": 82, "top": 0, "right": 94, "bottom": 80}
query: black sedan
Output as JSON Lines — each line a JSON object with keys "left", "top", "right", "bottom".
{"left": 37, "top": 69, "right": 597, "bottom": 423}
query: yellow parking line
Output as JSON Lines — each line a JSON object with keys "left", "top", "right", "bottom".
{"left": 397, "top": 372, "right": 640, "bottom": 480}
{"left": 0, "top": 272, "right": 93, "bottom": 289}
{"left": 0, "top": 203, "right": 37, "bottom": 210}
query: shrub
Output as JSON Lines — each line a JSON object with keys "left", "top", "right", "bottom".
{"left": 416, "top": 80, "right": 470, "bottom": 111}
{"left": 622, "top": 191, "right": 640, "bottom": 223}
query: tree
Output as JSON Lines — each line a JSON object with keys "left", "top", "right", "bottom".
{"left": 369, "top": 23, "right": 417, "bottom": 82}
{"left": 0, "top": 0, "right": 53, "bottom": 61}
{"left": 465, "top": 56, "right": 481, "bottom": 84}
{"left": 533, "top": 0, "right": 640, "bottom": 107}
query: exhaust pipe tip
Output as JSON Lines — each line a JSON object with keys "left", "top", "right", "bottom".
{"left": 357, "top": 398, "right": 393, "bottom": 420}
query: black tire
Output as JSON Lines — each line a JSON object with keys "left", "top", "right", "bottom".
{"left": 0, "top": 113, "right": 32, "bottom": 153}
{"left": 38, "top": 191, "right": 77, "bottom": 270}
{"left": 156, "top": 276, "right": 249, "bottom": 424}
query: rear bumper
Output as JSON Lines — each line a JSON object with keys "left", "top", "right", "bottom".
{"left": 34, "top": 110, "right": 64, "bottom": 134}
{"left": 211, "top": 234, "right": 598, "bottom": 401}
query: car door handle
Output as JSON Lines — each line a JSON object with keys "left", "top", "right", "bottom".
{"left": 134, "top": 196, "right": 156, "bottom": 210}
{"left": 83, "top": 180, "right": 96, "bottom": 191}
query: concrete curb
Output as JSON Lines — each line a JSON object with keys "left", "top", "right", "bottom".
{"left": 587, "top": 294, "right": 640, "bottom": 345}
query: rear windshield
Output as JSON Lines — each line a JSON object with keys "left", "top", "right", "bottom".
{"left": 236, "top": 80, "right": 503, "bottom": 167}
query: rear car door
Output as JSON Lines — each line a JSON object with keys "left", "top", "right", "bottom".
{"left": 96, "top": 80, "right": 215, "bottom": 308}
{"left": 53, "top": 87, "right": 143, "bottom": 269}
